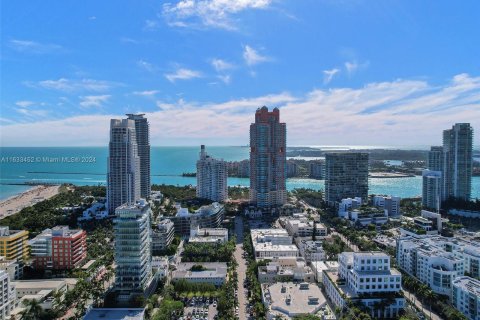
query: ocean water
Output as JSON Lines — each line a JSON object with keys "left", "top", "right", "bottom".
{"left": 1, "top": 146, "right": 479, "bottom": 200}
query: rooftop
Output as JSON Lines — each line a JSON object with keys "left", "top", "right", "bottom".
{"left": 84, "top": 308, "right": 145, "bottom": 320}
{"left": 174, "top": 262, "right": 227, "bottom": 279}
{"left": 452, "top": 276, "right": 480, "bottom": 296}
{"left": 13, "top": 278, "right": 74, "bottom": 290}
{"left": 262, "top": 282, "right": 326, "bottom": 317}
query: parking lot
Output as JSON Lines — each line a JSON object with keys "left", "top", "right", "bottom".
{"left": 180, "top": 297, "right": 218, "bottom": 320}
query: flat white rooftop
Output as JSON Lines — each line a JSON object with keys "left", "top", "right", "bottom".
{"left": 83, "top": 308, "right": 145, "bottom": 320}
{"left": 262, "top": 282, "right": 326, "bottom": 318}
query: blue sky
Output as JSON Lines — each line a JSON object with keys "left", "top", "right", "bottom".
{"left": 1, "top": 0, "right": 479, "bottom": 146}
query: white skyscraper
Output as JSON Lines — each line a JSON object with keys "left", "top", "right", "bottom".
{"left": 107, "top": 119, "right": 141, "bottom": 214}
{"left": 196, "top": 145, "right": 228, "bottom": 202}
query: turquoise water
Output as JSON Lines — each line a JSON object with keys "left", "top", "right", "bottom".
{"left": 1, "top": 147, "right": 479, "bottom": 200}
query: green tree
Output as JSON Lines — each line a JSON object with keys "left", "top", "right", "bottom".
{"left": 19, "top": 299, "right": 43, "bottom": 320}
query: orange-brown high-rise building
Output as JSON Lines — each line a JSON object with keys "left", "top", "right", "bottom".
{"left": 249, "top": 107, "right": 287, "bottom": 208}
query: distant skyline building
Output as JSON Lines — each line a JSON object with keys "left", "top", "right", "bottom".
{"left": 126, "top": 114, "right": 151, "bottom": 199}
{"left": 325, "top": 153, "right": 369, "bottom": 206}
{"left": 442, "top": 123, "right": 473, "bottom": 201}
{"left": 422, "top": 170, "right": 442, "bottom": 210}
{"left": 249, "top": 107, "right": 287, "bottom": 208}
{"left": 114, "top": 200, "right": 154, "bottom": 303}
{"left": 107, "top": 118, "right": 141, "bottom": 214}
{"left": 196, "top": 145, "right": 228, "bottom": 202}
{"left": 427, "top": 146, "right": 444, "bottom": 171}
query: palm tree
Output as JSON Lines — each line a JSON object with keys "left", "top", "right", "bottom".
{"left": 19, "top": 299, "right": 43, "bottom": 320}
{"left": 424, "top": 289, "right": 435, "bottom": 319}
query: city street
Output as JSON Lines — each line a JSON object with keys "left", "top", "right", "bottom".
{"left": 403, "top": 288, "right": 441, "bottom": 320}
{"left": 234, "top": 216, "right": 249, "bottom": 320}
{"left": 332, "top": 231, "right": 360, "bottom": 252}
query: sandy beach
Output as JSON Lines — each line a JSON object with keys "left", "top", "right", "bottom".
{"left": 0, "top": 185, "right": 60, "bottom": 219}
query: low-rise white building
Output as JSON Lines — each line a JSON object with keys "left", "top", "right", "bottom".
{"left": 323, "top": 252, "right": 404, "bottom": 319}
{"left": 189, "top": 226, "right": 228, "bottom": 244}
{"left": 297, "top": 240, "right": 326, "bottom": 263}
{"left": 172, "top": 262, "right": 227, "bottom": 287}
{"left": 338, "top": 197, "right": 362, "bottom": 218}
{"left": 420, "top": 210, "right": 442, "bottom": 232}
{"left": 373, "top": 195, "right": 401, "bottom": 216}
{"left": 261, "top": 282, "right": 326, "bottom": 320}
{"left": 78, "top": 201, "right": 109, "bottom": 222}
{"left": 258, "top": 257, "right": 315, "bottom": 283}
{"left": 284, "top": 215, "right": 327, "bottom": 238}
{"left": 251, "top": 229, "right": 298, "bottom": 260}
{"left": 12, "top": 278, "right": 76, "bottom": 314}
{"left": 451, "top": 276, "right": 480, "bottom": 320}
{"left": 346, "top": 207, "right": 389, "bottom": 227}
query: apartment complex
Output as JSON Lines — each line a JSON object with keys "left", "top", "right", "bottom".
{"left": 0, "top": 227, "right": 29, "bottom": 263}
{"left": 152, "top": 219, "right": 175, "bottom": 255}
{"left": 29, "top": 226, "right": 87, "bottom": 270}
{"left": 107, "top": 118, "right": 141, "bottom": 214}
{"left": 126, "top": 114, "right": 151, "bottom": 199}
{"left": 114, "top": 200, "right": 154, "bottom": 303}
{"left": 325, "top": 153, "right": 369, "bottom": 206}
{"left": 452, "top": 276, "right": 480, "bottom": 320}
{"left": 196, "top": 145, "right": 228, "bottom": 202}
{"left": 249, "top": 107, "right": 287, "bottom": 208}
{"left": 397, "top": 235, "right": 480, "bottom": 295}
{"left": 323, "top": 252, "right": 404, "bottom": 318}
{"left": 166, "top": 202, "right": 225, "bottom": 237}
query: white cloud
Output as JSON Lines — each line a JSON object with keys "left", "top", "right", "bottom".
{"left": 88, "top": 16, "right": 97, "bottom": 20}
{"left": 144, "top": 19, "right": 159, "bottom": 31}
{"left": 165, "top": 68, "right": 202, "bottom": 82}
{"left": 2, "top": 74, "right": 480, "bottom": 147}
{"left": 137, "top": 60, "right": 157, "bottom": 73}
{"left": 8, "top": 39, "right": 64, "bottom": 54}
{"left": 15, "top": 108, "right": 49, "bottom": 118}
{"left": 133, "top": 90, "right": 159, "bottom": 97}
{"left": 162, "top": 0, "right": 272, "bottom": 30}
{"left": 211, "top": 58, "right": 234, "bottom": 72}
{"left": 218, "top": 75, "right": 231, "bottom": 84}
{"left": 15, "top": 101, "right": 35, "bottom": 108}
{"left": 323, "top": 68, "right": 340, "bottom": 84}
{"left": 345, "top": 60, "right": 369, "bottom": 76}
{"left": 26, "top": 78, "right": 117, "bottom": 92}
{"left": 243, "top": 45, "right": 269, "bottom": 66}
{"left": 79, "top": 95, "right": 111, "bottom": 108}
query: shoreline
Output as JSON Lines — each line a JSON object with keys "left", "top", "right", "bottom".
{"left": 0, "top": 185, "right": 60, "bottom": 219}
